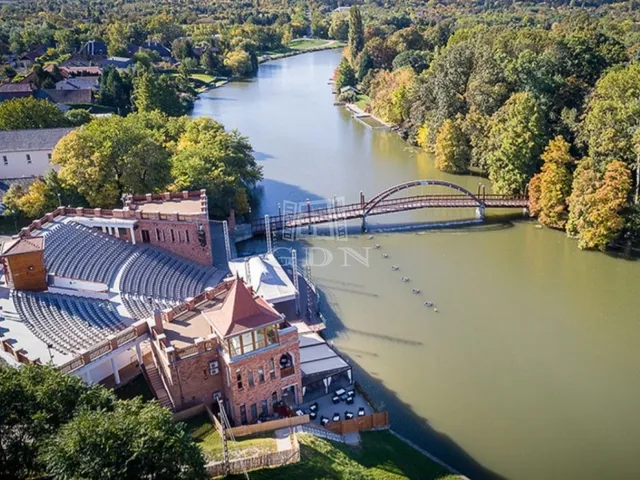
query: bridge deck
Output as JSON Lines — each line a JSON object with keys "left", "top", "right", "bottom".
{"left": 250, "top": 194, "right": 528, "bottom": 234}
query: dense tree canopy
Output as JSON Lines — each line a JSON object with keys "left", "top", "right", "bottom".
{"left": 0, "top": 98, "right": 67, "bottom": 130}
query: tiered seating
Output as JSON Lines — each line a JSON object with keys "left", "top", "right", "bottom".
{"left": 121, "top": 294, "right": 177, "bottom": 320}
{"left": 42, "top": 222, "right": 133, "bottom": 285}
{"left": 120, "top": 247, "right": 216, "bottom": 301}
{"left": 12, "top": 291, "right": 127, "bottom": 356}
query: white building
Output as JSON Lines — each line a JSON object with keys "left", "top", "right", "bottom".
{"left": 0, "top": 128, "right": 75, "bottom": 179}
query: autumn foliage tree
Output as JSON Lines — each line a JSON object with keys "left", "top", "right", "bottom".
{"left": 567, "top": 159, "right": 631, "bottom": 250}
{"left": 529, "top": 136, "right": 574, "bottom": 229}
{"left": 434, "top": 118, "right": 470, "bottom": 173}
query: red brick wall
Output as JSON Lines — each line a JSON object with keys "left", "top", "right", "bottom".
{"left": 221, "top": 332, "right": 302, "bottom": 425}
{"left": 168, "top": 349, "right": 224, "bottom": 408}
{"left": 135, "top": 219, "right": 213, "bottom": 265}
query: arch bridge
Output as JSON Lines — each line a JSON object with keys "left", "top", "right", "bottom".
{"left": 250, "top": 179, "right": 529, "bottom": 234}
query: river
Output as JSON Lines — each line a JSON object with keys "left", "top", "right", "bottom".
{"left": 192, "top": 49, "right": 640, "bottom": 480}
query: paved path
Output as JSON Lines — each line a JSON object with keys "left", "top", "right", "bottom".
{"left": 274, "top": 428, "right": 292, "bottom": 451}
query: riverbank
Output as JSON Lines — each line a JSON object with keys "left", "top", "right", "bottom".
{"left": 260, "top": 39, "right": 344, "bottom": 64}
{"left": 229, "top": 431, "right": 464, "bottom": 479}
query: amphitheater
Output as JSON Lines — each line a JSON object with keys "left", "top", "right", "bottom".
{"left": 0, "top": 190, "right": 228, "bottom": 384}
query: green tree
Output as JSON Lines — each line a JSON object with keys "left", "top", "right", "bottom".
{"left": 52, "top": 112, "right": 171, "bottom": 206}
{"left": 43, "top": 399, "right": 207, "bottom": 480}
{"left": 335, "top": 56, "right": 356, "bottom": 91}
{"left": 169, "top": 117, "right": 262, "bottom": 216}
{"left": 356, "top": 49, "right": 373, "bottom": 82}
{"left": 486, "top": 92, "right": 545, "bottom": 194}
{"left": 223, "top": 49, "right": 254, "bottom": 77}
{"left": 348, "top": 6, "right": 365, "bottom": 61}
{"left": 581, "top": 63, "right": 640, "bottom": 172}
{"left": 201, "top": 48, "right": 222, "bottom": 75}
{"left": 434, "top": 118, "right": 470, "bottom": 173}
{"left": 64, "top": 109, "right": 91, "bottom": 126}
{"left": 328, "top": 14, "right": 349, "bottom": 41}
{"left": 0, "top": 364, "right": 115, "bottom": 478}
{"left": 133, "top": 70, "right": 186, "bottom": 116}
{"left": 0, "top": 97, "right": 67, "bottom": 130}
{"left": 106, "top": 21, "right": 131, "bottom": 57}
{"left": 172, "top": 38, "right": 195, "bottom": 61}
{"left": 98, "top": 67, "right": 133, "bottom": 115}
{"left": 531, "top": 136, "right": 574, "bottom": 229}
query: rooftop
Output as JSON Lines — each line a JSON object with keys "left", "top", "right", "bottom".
{"left": 206, "top": 279, "right": 283, "bottom": 338}
{"left": 228, "top": 253, "right": 297, "bottom": 304}
{"left": 1, "top": 236, "right": 43, "bottom": 256}
{"left": 137, "top": 198, "right": 204, "bottom": 215}
{"left": 0, "top": 127, "right": 74, "bottom": 153}
{"left": 163, "top": 299, "right": 219, "bottom": 348}
{"left": 0, "top": 83, "right": 35, "bottom": 93}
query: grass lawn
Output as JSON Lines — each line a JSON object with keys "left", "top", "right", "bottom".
{"left": 288, "top": 38, "right": 334, "bottom": 50}
{"left": 355, "top": 94, "right": 371, "bottom": 111}
{"left": 230, "top": 431, "right": 462, "bottom": 480}
{"left": 113, "top": 375, "right": 154, "bottom": 402}
{"left": 189, "top": 73, "right": 215, "bottom": 84}
{"left": 184, "top": 414, "right": 278, "bottom": 462}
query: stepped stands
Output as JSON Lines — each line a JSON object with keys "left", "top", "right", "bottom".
{"left": 42, "top": 222, "right": 134, "bottom": 285}
{"left": 120, "top": 247, "right": 216, "bottom": 301}
{"left": 121, "top": 294, "right": 177, "bottom": 321}
{"left": 12, "top": 291, "right": 127, "bottom": 356}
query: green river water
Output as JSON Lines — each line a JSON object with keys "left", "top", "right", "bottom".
{"left": 192, "top": 49, "right": 640, "bottom": 480}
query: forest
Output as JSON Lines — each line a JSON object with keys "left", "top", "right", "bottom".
{"left": 333, "top": 1, "right": 640, "bottom": 252}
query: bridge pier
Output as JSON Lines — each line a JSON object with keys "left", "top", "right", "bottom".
{"left": 475, "top": 206, "right": 486, "bottom": 220}
{"left": 361, "top": 215, "right": 367, "bottom": 233}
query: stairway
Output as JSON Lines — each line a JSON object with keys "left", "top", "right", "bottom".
{"left": 144, "top": 361, "right": 173, "bottom": 409}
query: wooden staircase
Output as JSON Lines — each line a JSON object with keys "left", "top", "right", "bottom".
{"left": 144, "top": 361, "right": 173, "bottom": 409}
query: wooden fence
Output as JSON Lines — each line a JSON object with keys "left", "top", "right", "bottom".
{"left": 226, "top": 414, "right": 310, "bottom": 438}
{"left": 325, "top": 411, "right": 389, "bottom": 435}
{"left": 205, "top": 434, "right": 300, "bottom": 477}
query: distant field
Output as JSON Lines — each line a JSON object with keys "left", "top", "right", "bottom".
{"left": 189, "top": 73, "right": 215, "bottom": 84}
{"left": 288, "top": 38, "right": 335, "bottom": 50}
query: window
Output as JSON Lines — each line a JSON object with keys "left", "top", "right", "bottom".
{"left": 2, "top": 156, "right": 6, "bottom": 165}
{"left": 269, "top": 358, "right": 276, "bottom": 380}
{"left": 261, "top": 400, "right": 268, "bottom": 416}
{"left": 240, "top": 405, "right": 247, "bottom": 425}
{"left": 26, "top": 154, "right": 31, "bottom": 163}
{"left": 258, "top": 367, "right": 265, "bottom": 383}
{"left": 185, "top": 230, "right": 190, "bottom": 243}
{"left": 236, "top": 369, "right": 243, "bottom": 390}
{"left": 156, "top": 228, "right": 161, "bottom": 241}
{"left": 265, "top": 325, "right": 278, "bottom": 346}
{"left": 248, "top": 370, "right": 255, "bottom": 388}
{"left": 229, "top": 336, "right": 242, "bottom": 357}
{"left": 242, "top": 332, "right": 254, "bottom": 354}
{"left": 250, "top": 403, "right": 258, "bottom": 422}
{"left": 47, "top": 153, "right": 52, "bottom": 160}
{"left": 255, "top": 329, "right": 265, "bottom": 350}
{"left": 141, "top": 230, "right": 150, "bottom": 243}
{"left": 271, "top": 391, "right": 278, "bottom": 404}
{"left": 209, "top": 360, "right": 219, "bottom": 376}
{"left": 170, "top": 229, "right": 175, "bottom": 242}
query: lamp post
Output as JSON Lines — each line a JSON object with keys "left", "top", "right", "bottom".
{"left": 47, "top": 343, "right": 54, "bottom": 364}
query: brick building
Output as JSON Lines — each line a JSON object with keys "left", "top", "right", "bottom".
{"left": 150, "top": 278, "right": 303, "bottom": 424}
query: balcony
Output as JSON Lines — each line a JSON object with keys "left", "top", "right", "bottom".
{"left": 280, "top": 365, "right": 295, "bottom": 378}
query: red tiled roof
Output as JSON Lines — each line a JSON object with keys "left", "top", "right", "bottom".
{"left": 205, "top": 279, "right": 281, "bottom": 337}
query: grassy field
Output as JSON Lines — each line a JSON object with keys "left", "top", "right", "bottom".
{"left": 184, "top": 414, "right": 278, "bottom": 462}
{"left": 288, "top": 38, "right": 335, "bottom": 51}
{"left": 230, "top": 431, "right": 462, "bottom": 480}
